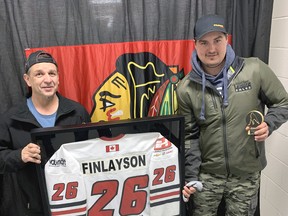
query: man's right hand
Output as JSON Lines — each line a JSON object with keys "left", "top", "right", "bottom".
{"left": 21, "top": 143, "right": 41, "bottom": 164}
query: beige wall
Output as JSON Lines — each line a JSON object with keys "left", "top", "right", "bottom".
{"left": 260, "top": 0, "right": 288, "bottom": 215}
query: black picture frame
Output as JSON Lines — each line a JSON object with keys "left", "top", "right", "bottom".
{"left": 31, "top": 115, "right": 185, "bottom": 216}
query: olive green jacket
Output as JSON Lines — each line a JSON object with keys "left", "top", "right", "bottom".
{"left": 176, "top": 57, "right": 288, "bottom": 181}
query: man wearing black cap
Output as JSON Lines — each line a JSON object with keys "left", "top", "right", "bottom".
{"left": 177, "top": 14, "right": 288, "bottom": 215}
{"left": 0, "top": 50, "right": 91, "bottom": 215}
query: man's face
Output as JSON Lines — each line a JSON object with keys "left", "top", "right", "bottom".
{"left": 195, "top": 31, "right": 228, "bottom": 75}
{"left": 24, "top": 62, "right": 59, "bottom": 99}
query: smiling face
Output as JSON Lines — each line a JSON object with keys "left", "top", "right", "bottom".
{"left": 23, "top": 62, "right": 59, "bottom": 100}
{"left": 195, "top": 31, "right": 228, "bottom": 76}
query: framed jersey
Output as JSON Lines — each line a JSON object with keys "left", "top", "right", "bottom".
{"left": 31, "top": 115, "right": 185, "bottom": 216}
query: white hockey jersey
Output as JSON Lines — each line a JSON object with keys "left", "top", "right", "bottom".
{"left": 44, "top": 132, "right": 180, "bottom": 216}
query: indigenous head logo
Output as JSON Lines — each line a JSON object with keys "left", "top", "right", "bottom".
{"left": 91, "top": 52, "right": 183, "bottom": 122}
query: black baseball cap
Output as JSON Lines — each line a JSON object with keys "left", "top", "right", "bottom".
{"left": 25, "top": 50, "right": 58, "bottom": 73}
{"left": 194, "top": 14, "right": 227, "bottom": 40}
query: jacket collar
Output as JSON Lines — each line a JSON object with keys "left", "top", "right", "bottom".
{"left": 11, "top": 92, "right": 75, "bottom": 124}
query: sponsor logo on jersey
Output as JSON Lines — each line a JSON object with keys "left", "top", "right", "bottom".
{"left": 81, "top": 154, "right": 146, "bottom": 174}
{"left": 48, "top": 158, "right": 66, "bottom": 167}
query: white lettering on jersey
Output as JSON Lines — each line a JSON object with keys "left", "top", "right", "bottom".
{"left": 81, "top": 154, "right": 146, "bottom": 174}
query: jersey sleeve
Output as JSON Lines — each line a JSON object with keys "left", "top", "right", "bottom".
{"left": 44, "top": 145, "right": 87, "bottom": 216}
{"left": 149, "top": 134, "right": 181, "bottom": 216}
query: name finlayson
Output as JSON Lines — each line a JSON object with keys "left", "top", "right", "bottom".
{"left": 81, "top": 154, "right": 146, "bottom": 174}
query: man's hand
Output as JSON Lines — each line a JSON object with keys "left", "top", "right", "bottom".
{"left": 246, "top": 121, "right": 269, "bottom": 142}
{"left": 21, "top": 143, "right": 41, "bottom": 164}
{"left": 182, "top": 185, "right": 196, "bottom": 202}
{"left": 182, "top": 181, "right": 203, "bottom": 202}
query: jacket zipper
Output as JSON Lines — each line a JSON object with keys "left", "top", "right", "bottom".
{"left": 221, "top": 105, "right": 230, "bottom": 174}
{"left": 220, "top": 63, "right": 244, "bottom": 174}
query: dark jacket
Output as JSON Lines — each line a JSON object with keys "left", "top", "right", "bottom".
{"left": 0, "top": 93, "right": 91, "bottom": 216}
{"left": 177, "top": 57, "right": 288, "bottom": 182}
